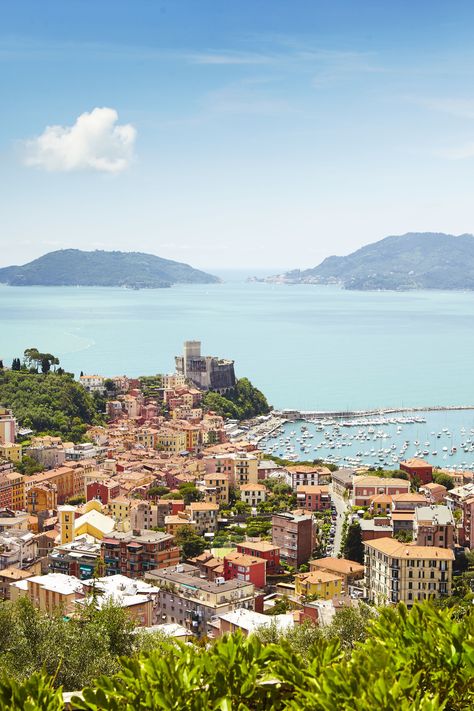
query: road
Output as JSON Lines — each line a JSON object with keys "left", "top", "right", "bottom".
{"left": 330, "top": 486, "right": 350, "bottom": 556}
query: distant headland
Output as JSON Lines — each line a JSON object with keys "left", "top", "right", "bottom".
{"left": 255, "top": 232, "right": 474, "bottom": 291}
{"left": 0, "top": 249, "right": 220, "bottom": 289}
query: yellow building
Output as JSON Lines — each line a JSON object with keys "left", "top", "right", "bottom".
{"left": 203, "top": 473, "right": 229, "bottom": 506}
{"left": 0, "top": 443, "right": 22, "bottom": 463}
{"left": 364, "top": 537, "right": 454, "bottom": 607}
{"left": 107, "top": 496, "right": 132, "bottom": 522}
{"left": 27, "top": 483, "right": 58, "bottom": 514}
{"left": 165, "top": 514, "right": 196, "bottom": 537}
{"left": 156, "top": 430, "right": 187, "bottom": 454}
{"left": 295, "top": 570, "right": 343, "bottom": 600}
{"left": 135, "top": 429, "right": 158, "bottom": 449}
{"left": 58, "top": 505, "right": 76, "bottom": 544}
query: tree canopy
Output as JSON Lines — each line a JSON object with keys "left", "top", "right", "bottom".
{"left": 202, "top": 377, "right": 271, "bottom": 420}
{"left": 0, "top": 369, "right": 103, "bottom": 442}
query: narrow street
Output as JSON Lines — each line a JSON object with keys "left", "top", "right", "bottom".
{"left": 330, "top": 485, "right": 350, "bottom": 556}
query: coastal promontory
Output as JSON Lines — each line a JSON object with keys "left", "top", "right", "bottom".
{"left": 0, "top": 249, "right": 220, "bottom": 288}
{"left": 263, "top": 232, "right": 474, "bottom": 290}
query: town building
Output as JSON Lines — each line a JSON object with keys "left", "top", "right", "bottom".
{"left": 217, "top": 608, "right": 294, "bottom": 638}
{"left": 0, "top": 408, "right": 16, "bottom": 445}
{"left": 11, "top": 573, "right": 81, "bottom": 615}
{"left": 236, "top": 541, "right": 281, "bottom": 574}
{"left": 0, "top": 509, "right": 29, "bottom": 532}
{"left": 79, "top": 374, "right": 106, "bottom": 394}
{"left": 296, "top": 485, "right": 330, "bottom": 512}
{"left": 101, "top": 529, "right": 180, "bottom": 578}
{"left": 294, "top": 570, "right": 343, "bottom": 600}
{"left": 175, "top": 341, "right": 236, "bottom": 393}
{"left": 331, "top": 468, "right": 355, "bottom": 497}
{"left": 48, "top": 535, "right": 101, "bottom": 579}
{"left": 27, "top": 483, "right": 58, "bottom": 514}
{"left": 363, "top": 537, "right": 454, "bottom": 606}
{"left": 201, "top": 473, "right": 229, "bottom": 506}
{"left": 272, "top": 512, "right": 315, "bottom": 567}
{"left": 146, "top": 563, "right": 255, "bottom": 638}
{"left": 203, "top": 453, "right": 259, "bottom": 487}
{"left": 309, "top": 557, "right": 364, "bottom": 591}
{"left": 0, "top": 530, "right": 37, "bottom": 570}
{"left": 400, "top": 458, "right": 433, "bottom": 485}
{"left": 414, "top": 506, "right": 455, "bottom": 548}
{"left": 240, "top": 483, "right": 267, "bottom": 508}
{"left": 353, "top": 476, "right": 410, "bottom": 507}
{"left": 188, "top": 502, "right": 219, "bottom": 534}
{"left": 419, "top": 482, "right": 448, "bottom": 504}
{"left": 287, "top": 465, "right": 332, "bottom": 491}
{"left": 223, "top": 552, "right": 267, "bottom": 588}
{"left": 0, "top": 443, "right": 22, "bottom": 463}
{"left": 86, "top": 479, "right": 120, "bottom": 505}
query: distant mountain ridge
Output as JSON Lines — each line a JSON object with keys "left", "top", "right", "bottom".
{"left": 264, "top": 232, "right": 474, "bottom": 290}
{"left": 0, "top": 249, "right": 220, "bottom": 288}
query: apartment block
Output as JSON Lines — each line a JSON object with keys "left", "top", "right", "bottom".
{"left": 236, "top": 541, "right": 281, "bottom": 574}
{"left": 414, "top": 506, "right": 455, "bottom": 548}
{"left": 101, "top": 529, "right": 180, "bottom": 578}
{"left": 364, "top": 537, "right": 454, "bottom": 606}
{"left": 353, "top": 476, "right": 410, "bottom": 507}
{"left": 296, "top": 485, "right": 330, "bottom": 512}
{"left": 272, "top": 512, "right": 315, "bottom": 568}
{"left": 146, "top": 563, "right": 255, "bottom": 638}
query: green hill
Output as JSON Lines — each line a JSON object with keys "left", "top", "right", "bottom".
{"left": 0, "top": 369, "right": 102, "bottom": 441}
{"left": 269, "top": 232, "right": 474, "bottom": 290}
{"left": 0, "top": 249, "right": 219, "bottom": 288}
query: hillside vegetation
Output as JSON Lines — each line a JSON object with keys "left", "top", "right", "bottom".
{"left": 270, "top": 232, "right": 474, "bottom": 290}
{"left": 0, "top": 249, "right": 219, "bottom": 288}
{"left": 0, "top": 369, "right": 102, "bottom": 441}
{"left": 202, "top": 377, "right": 271, "bottom": 419}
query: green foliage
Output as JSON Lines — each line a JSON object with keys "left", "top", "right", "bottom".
{"left": 3, "top": 602, "right": 474, "bottom": 709}
{"left": 432, "top": 471, "right": 455, "bottom": 490}
{"left": 146, "top": 485, "right": 170, "bottom": 499}
{"left": 0, "top": 597, "right": 139, "bottom": 693}
{"left": 0, "top": 672, "right": 64, "bottom": 711}
{"left": 174, "top": 525, "right": 207, "bottom": 559}
{"left": 202, "top": 377, "right": 271, "bottom": 420}
{"left": 138, "top": 375, "right": 163, "bottom": 399}
{"left": 394, "top": 529, "right": 413, "bottom": 542}
{"left": 265, "top": 454, "right": 338, "bottom": 472}
{"left": 14, "top": 455, "right": 44, "bottom": 476}
{"left": 343, "top": 522, "right": 364, "bottom": 564}
{"left": 177, "top": 483, "right": 203, "bottom": 505}
{"left": 0, "top": 369, "right": 103, "bottom": 442}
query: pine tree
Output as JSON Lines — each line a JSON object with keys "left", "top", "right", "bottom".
{"left": 343, "top": 522, "right": 364, "bottom": 564}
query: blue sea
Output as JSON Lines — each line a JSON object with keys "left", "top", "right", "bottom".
{"left": 1, "top": 278, "right": 474, "bottom": 415}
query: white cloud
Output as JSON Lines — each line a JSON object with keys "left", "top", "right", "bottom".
{"left": 24, "top": 107, "right": 136, "bottom": 173}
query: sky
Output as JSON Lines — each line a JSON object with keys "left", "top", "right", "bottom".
{"left": 3, "top": 1, "right": 474, "bottom": 272}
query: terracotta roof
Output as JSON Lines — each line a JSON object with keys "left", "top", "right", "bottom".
{"left": 188, "top": 502, "right": 219, "bottom": 511}
{"left": 400, "top": 458, "right": 432, "bottom": 469}
{"left": 296, "top": 570, "right": 343, "bottom": 585}
{"left": 392, "top": 493, "right": 427, "bottom": 502}
{"left": 225, "top": 552, "right": 265, "bottom": 567}
{"left": 310, "top": 557, "right": 364, "bottom": 576}
{"left": 238, "top": 541, "right": 279, "bottom": 553}
{"left": 364, "top": 537, "right": 454, "bottom": 559}
{"left": 354, "top": 476, "right": 410, "bottom": 488}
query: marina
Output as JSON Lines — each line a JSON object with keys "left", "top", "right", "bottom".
{"left": 254, "top": 407, "right": 474, "bottom": 471}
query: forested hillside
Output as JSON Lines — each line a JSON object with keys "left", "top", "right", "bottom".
{"left": 0, "top": 369, "right": 102, "bottom": 441}
{"left": 202, "top": 377, "right": 271, "bottom": 419}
